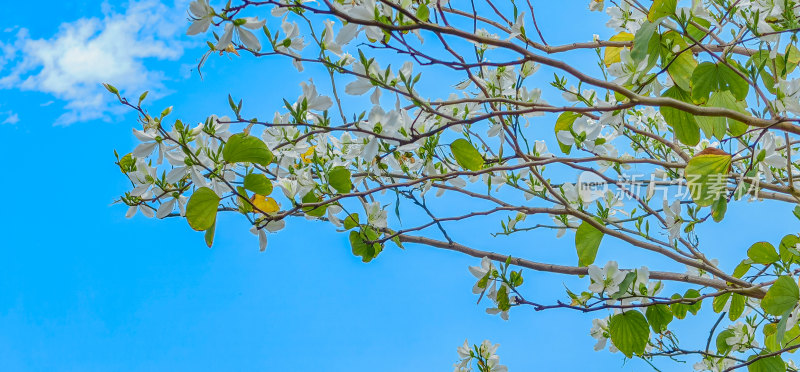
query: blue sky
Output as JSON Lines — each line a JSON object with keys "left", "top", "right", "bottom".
{"left": 0, "top": 1, "right": 797, "bottom": 371}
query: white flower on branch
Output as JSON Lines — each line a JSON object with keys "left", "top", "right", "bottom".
{"left": 364, "top": 200, "right": 388, "bottom": 229}
{"left": 217, "top": 17, "right": 266, "bottom": 52}
{"left": 605, "top": 1, "right": 646, "bottom": 34}
{"left": 589, "top": 317, "right": 617, "bottom": 352}
{"left": 587, "top": 261, "right": 627, "bottom": 295}
{"left": 662, "top": 199, "right": 682, "bottom": 243}
{"left": 508, "top": 13, "right": 525, "bottom": 40}
{"left": 187, "top": 0, "right": 214, "bottom": 36}
{"left": 276, "top": 18, "right": 307, "bottom": 71}
{"left": 298, "top": 79, "right": 333, "bottom": 112}
{"left": 468, "top": 257, "right": 494, "bottom": 294}
{"left": 132, "top": 128, "right": 165, "bottom": 164}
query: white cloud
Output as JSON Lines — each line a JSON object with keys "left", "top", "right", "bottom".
{"left": 1, "top": 111, "right": 19, "bottom": 125}
{"left": 0, "top": 0, "right": 190, "bottom": 125}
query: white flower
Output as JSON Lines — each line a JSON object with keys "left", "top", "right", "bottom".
{"left": 132, "top": 128, "right": 166, "bottom": 164}
{"left": 589, "top": 317, "right": 610, "bottom": 351}
{"left": 322, "top": 20, "right": 344, "bottom": 56}
{"left": 129, "top": 158, "right": 157, "bottom": 197}
{"left": 725, "top": 322, "right": 759, "bottom": 352}
{"left": 662, "top": 199, "right": 682, "bottom": 243}
{"left": 472, "top": 29, "right": 500, "bottom": 49}
{"left": 556, "top": 116, "right": 602, "bottom": 147}
{"left": 125, "top": 199, "right": 155, "bottom": 219}
{"left": 607, "top": 49, "right": 649, "bottom": 86}
{"left": 684, "top": 258, "right": 719, "bottom": 279}
{"left": 364, "top": 200, "right": 388, "bottom": 228}
{"left": 276, "top": 18, "right": 308, "bottom": 71}
{"left": 477, "top": 340, "right": 508, "bottom": 372}
{"left": 342, "top": 0, "right": 384, "bottom": 41}
{"left": 468, "top": 257, "right": 494, "bottom": 294}
{"left": 587, "top": 261, "right": 627, "bottom": 295}
{"left": 508, "top": 12, "right": 525, "bottom": 39}
{"left": 298, "top": 79, "right": 333, "bottom": 112}
{"left": 758, "top": 132, "right": 786, "bottom": 182}
{"left": 693, "top": 356, "right": 736, "bottom": 371}
{"left": 249, "top": 226, "right": 268, "bottom": 251}
{"left": 203, "top": 115, "right": 233, "bottom": 141}
{"left": 519, "top": 61, "right": 539, "bottom": 78}
{"left": 589, "top": 0, "right": 604, "bottom": 12}
{"left": 454, "top": 339, "right": 472, "bottom": 372}
{"left": 217, "top": 17, "right": 267, "bottom": 51}
{"left": 345, "top": 61, "right": 382, "bottom": 96}
{"left": 605, "top": 2, "right": 646, "bottom": 34}
{"left": 454, "top": 339, "right": 507, "bottom": 372}
{"left": 187, "top": 0, "right": 214, "bottom": 35}
{"left": 155, "top": 190, "right": 187, "bottom": 219}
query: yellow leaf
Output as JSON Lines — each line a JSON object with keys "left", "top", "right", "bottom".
{"left": 603, "top": 32, "right": 634, "bottom": 67}
{"left": 250, "top": 194, "right": 280, "bottom": 214}
{"left": 301, "top": 146, "right": 316, "bottom": 164}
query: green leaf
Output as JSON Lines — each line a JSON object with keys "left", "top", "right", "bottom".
{"left": 712, "top": 292, "right": 731, "bottom": 313}
{"left": 576, "top": 221, "right": 604, "bottom": 267}
{"left": 729, "top": 293, "right": 746, "bottom": 321}
{"left": 786, "top": 45, "right": 800, "bottom": 74}
{"left": 185, "top": 187, "right": 220, "bottom": 231}
{"left": 772, "top": 309, "right": 792, "bottom": 352}
{"left": 648, "top": 0, "right": 676, "bottom": 21}
{"left": 686, "top": 17, "right": 711, "bottom": 41}
{"left": 610, "top": 271, "right": 637, "bottom": 299}
{"left": 711, "top": 195, "right": 727, "bottom": 222}
{"left": 685, "top": 153, "right": 731, "bottom": 207}
{"left": 118, "top": 153, "right": 136, "bottom": 173}
{"left": 779, "top": 234, "right": 800, "bottom": 263}
{"left": 350, "top": 228, "right": 382, "bottom": 263}
{"left": 671, "top": 293, "right": 688, "bottom": 319}
{"left": 762, "top": 276, "right": 800, "bottom": 316}
{"left": 415, "top": 4, "right": 430, "bottom": 22}
{"left": 782, "top": 325, "right": 800, "bottom": 351}
{"left": 243, "top": 173, "right": 273, "bottom": 195}
{"left": 343, "top": 213, "right": 360, "bottom": 230}
{"left": 697, "top": 91, "right": 742, "bottom": 138}
{"left": 746, "top": 354, "right": 785, "bottom": 372}
{"left": 733, "top": 260, "right": 751, "bottom": 278}
{"left": 645, "top": 304, "right": 673, "bottom": 333}
{"left": 748, "top": 241, "right": 780, "bottom": 264}
{"left": 685, "top": 289, "right": 702, "bottom": 315}
{"left": 691, "top": 61, "right": 749, "bottom": 102}
{"left": 696, "top": 91, "right": 749, "bottom": 139}
{"left": 716, "top": 329, "right": 735, "bottom": 354}
{"left": 661, "top": 32, "right": 697, "bottom": 92}
{"left": 223, "top": 133, "right": 273, "bottom": 166}
{"left": 329, "top": 166, "right": 352, "bottom": 194}
{"left": 450, "top": 139, "right": 484, "bottom": 171}
{"left": 496, "top": 285, "right": 511, "bottom": 311}
{"left": 301, "top": 192, "right": 327, "bottom": 217}
{"left": 661, "top": 86, "right": 700, "bottom": 146}
{"left": 609, "top": 310, "right": 650, "bottom": 357}
{"left": 554, "top": 112, "right": 580, "bottom": 154}
{"left": 204, "top": 222, "right": 216, "bottom": 248}
{"left": 236, "top": 186, "right": 253, "bottom": 213}
{"left": 631, "top": 21, "right": 658, "bottom": 67}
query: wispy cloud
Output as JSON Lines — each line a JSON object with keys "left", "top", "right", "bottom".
{"left": 0, "top": 0, "right": 191, "bottom": 125}
{"left": 1, "top": 111, "right": 19, "bottom": 125}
